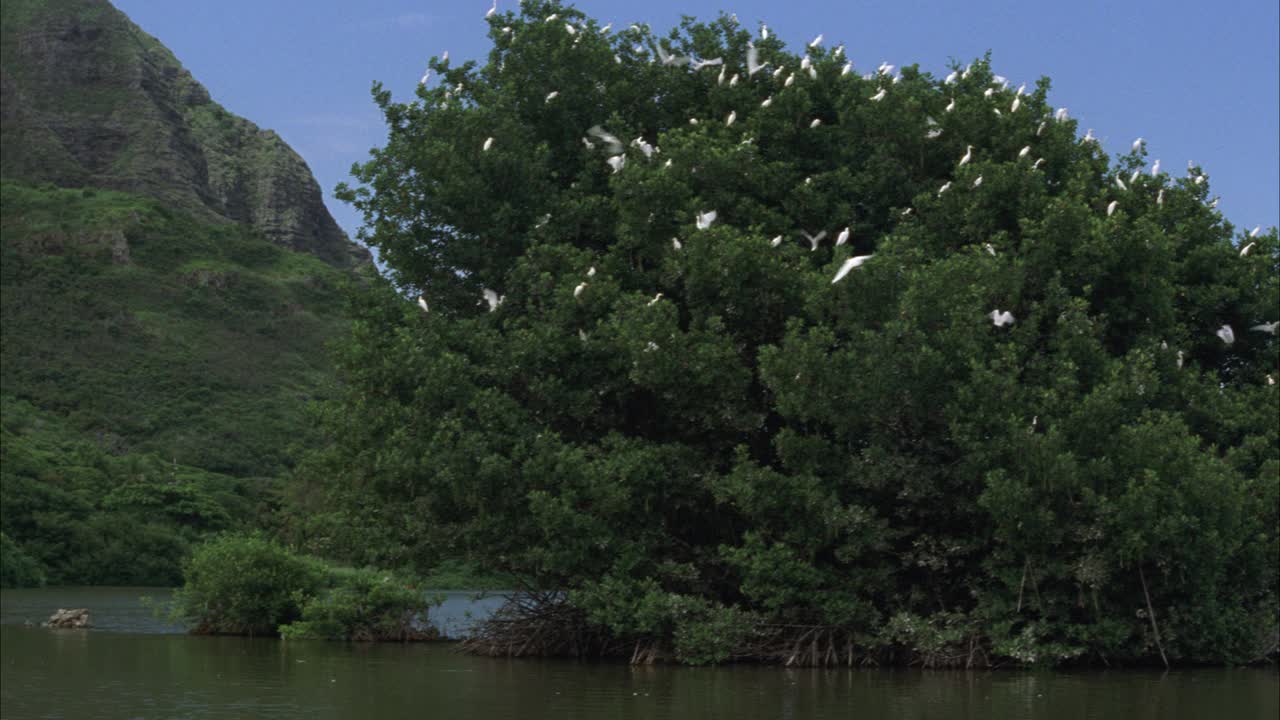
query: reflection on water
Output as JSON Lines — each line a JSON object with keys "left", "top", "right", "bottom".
{"left": 2, "top": 588, "right": 1277, "bottom": 720}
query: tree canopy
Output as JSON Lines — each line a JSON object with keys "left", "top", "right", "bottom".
{"left": 295, "top": 1, "right": 1279, "bottom": 666}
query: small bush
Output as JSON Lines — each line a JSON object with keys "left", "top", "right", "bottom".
{"left": 0, "top": 532, "right": 47, "bottom": 588}
{"left": 279, "top": 568, "right": 439, "bottom": 642}
{"left": 172, "top": 534, "right": 322, "bottom": 636}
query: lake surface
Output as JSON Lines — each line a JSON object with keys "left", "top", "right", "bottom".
{"left": 2, "top": 588, "right": 1276, "bottom": 720}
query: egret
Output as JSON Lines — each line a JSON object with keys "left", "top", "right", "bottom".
{"left": 1083, "top": 128, "right": 1097, "bottom": 144}
{"left": 648, "top": 293, "right": 663, "bottom": 306}
{"left": 545, "top": 91, "right": 559, "bottom": 103}
{"left": 726, "top": 111, "right": 737, "bottom": 126}
{"left": 1107, "top": 200, "right": 1118, "bottom": 217}
{"left": 801, "top": 56, "right": 812, "bottom": 71}
{"left": 645, "top": 341, "right": 660, "bottom": 353}
{"left": 1251, "top": 321, "right": 1278, "bottom": 335}
{"left": 718, "top": 67, "right": 727, "bottom": 85}
{"left": 959, "top": 145, "right": 973, "bottom": 166}
{"left": 810, "top": 118, "right": 822, "bottom": 128}
{"left": 870, "top": 88, "right": 886, "bottom": 101}
{"left": 746, "top": 44, "right": 765, "bottom": 76}
{"left": 878, "top": 62, "right": 894, "bottom": 75}
{"left": 1010, "top": 97, "right": 1021, "bottom": 113}
{"left": 1249, "top": 226, "right": 1261, "bottom": 237}
{"left": 579, "top": 329, "right": 589, "bottom": 342}
{"left": 441, "top": 50, "right": 449, "bottom": 63}
{"left": 809, "top": 33, "right": 823, "bottom": 48}
{"left": 1177, "top": 350, "right": 1184, "bottom": 369}
{"left": 973, "top": 175, "right": 983, "bottom": 188}
{"left": 807, "top": 66, "right": 818, "bottom": 80}
{"left": 545, "top": 13, "right": 559, "bottom": 21}
{"left": 565, "top": 24, "right": 576, "bottom": 35}
{"left": 483, "top": 137, "right": 494, "bottom": 151}
{"left": 600, "top": 22, "right": 612, "bottom": 33}
{"left": 690, "top": 57, "right": 724, "bottom": 70}
{"left": 1216, "top": 325, "right": 1235, "bottom": 345}
{"left": 836, "top": 227, "right": 850, "bottom": 246}
{"left": 984, "top": 243, "right": 996, "bottom": 256}
{"left": 938, "top": 181, "right": 952, "bottom": 195}
{"left": 1054, "top": 107, "right": 1068, "bottom": 121}
{"left": 772, "top": 66, "right": 786, "bottom": 79}
{"left": 989, "top": 310, "right": 1015, "bottom": 327}
{"left": 729, "top": 73, "right": 740, "bottom": 87}
{"left": 655, "top": 45, "right": 689, "bottom": 67}
{"left": 944, "top": 70, "right": 958, "bottom": 84}
{"left": 1132, "top": 137, "right": 1143, "bottom": 152}
{"left": 417, "top": 296, "right": 429, "bottom": 313}
{"left": 1151, "top": 160, "right": 1161, "bottom": 175}
{"left": 485, "top": 1, "right": 496, "bottom": 19}
{"left": 1194, "top": 175, "right": 1206, "bottom": 185}
{"left": 983, "top": 87, "right": 995, "bottom": 98}
{"left": 761, "top": 96, "right": 773, "bottom": 108}
{"left": 483, "top": 289, "right": 503, "bottom": 312}
{"left": 1018, "top": 145, "right": 1031, "bottom": 159}
{"left": 801, "top": 230, "right": 827, "bottom": 251}
{"left": 901, "top": 208, "right": 913, "bottom": 216}
{"left": 1270, "top": 375, "right": 1277, "bottom": 386}
{"left": 945, "top": 98, "right": 956, "bottom": 112}
{"left": 671, "top": 237, "right": 683, "bottom": 250}
{"left": 574, "top": 283, "right": 587, "bottom": 300}
{"left": 419, "top": 69, "right": 431, "bottom": 86}
{"left": 606, "top": 155, "right": 626, "bottom": 173}
{"left": 1115, "top": 176, "right": 1127, "bottom": 191}
{"left": 1016, "top": 82, "right": 1027, "bottom": 95}
{"left": 1240, "top": 242, "right": 1256, "bottom": 257}
{"left": 587, "top": 267, "right": 596, "bottom": 277}
{"left": 1129, "top": 169, "right": 1141, "bottom": 184}
{"left": 588, "top": 126, "right": 623, "bottom": 154}
{"left": 1036, "top": 121, "right": 1047, "bottom": 136}
{"left": 785, "top": 73, "right": 795, "bottom": 87}
{"left": 842, "top": 62, "right": 853, "bottom": 75}
{"left": 696, "top": 210, "right": 717, "bottom": 230}
{"left": 761, "top": 24, "right": 769, "bottom": 39}
{"left": 832, "top": 254, "right": 872, "bottom": 283}
{"left": 770, "top": 235, "right": 783, "bottom": 247}
{"left": 1032, "top": 158, "right": 1046, "bottom": 169}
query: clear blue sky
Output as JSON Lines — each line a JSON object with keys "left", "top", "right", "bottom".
{"left": 114, "top": 0, "right": 1279, "bottom": 241}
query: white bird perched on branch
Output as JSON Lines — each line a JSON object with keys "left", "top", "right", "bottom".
{"left": 545, "top": 91, "right": 559, "bottom": 103}
{"left": 483, "top": 289, "right": 504, "bottom": 312}
{"left": 801, "top": 230, "right": 827, "bottom": 251}
{"left": 586, "top": 266, "right": 596, "bottom": 277}
{"left": 973, "top": 175, "right": 983, "bottom": 188}
{"left": 483, "top": 137, "right": 494, "bottom": 151}
{"left": 1157, "top": 189, "right": 1165, "bottom": 206}
{"left": 761, "top": 24, "right": 769, "bottom": 39}
{"left": 836, "top": 227, "right": 850, "bottom": 246}
{"left": 485, "top": 1, "right": 497, "bottom": 19}
{"left": 1107, "top": 200, "right": 1119, "bottom": 217}
{"left": 726, "top": 111, "right": 737, "bottom": 126}
{"left": 1010, "top": 97, "right": 1021, "bottom": 113}
{"left": 944, "top": 71, "right": 958, "bottom": 84}
{"left": 809, "top": 34, "right": 823, "bottom": 48}
{"left": 606, "top": 155, "right": 626, "bottom": 173}
{"left": 1239, "top": 242, "right": 1256, "bottom": 257}
{"left": 671, "top": 237, "right": 683, "bottom": 250}
{"left": 1054, "top": 107, "right": 1068, "bottom": 121}
{"left": 842, "top": 62, "right": 853, "bottom": 75}
{"left": 1115, "top": 176, "right": 1128, "bottom": 191}
{"left": 417, "top": 296, "right": 429, "bottom": 313}
{"left": 1132, "top": 137, "right": 1144, "bottom": 152}
{"left": 648, "top": 293, "right": 663, "bottom": 306}
{"left": 870, "top": 88, "right": 886, "bottom": 101}
{"left": 989, "top": 310, "right": 1015, "bottom": 327}
{"left": 938, "top": 181, "right": 952, "bottom": 195}
{"left": 959, "top": 145, "right": 973, "bottom": 166}
{"left": 1251, "top": 321, "right": 1278, "bottom": 335}
{"left": 696, "top": 210, "right": 717, "bottom": 230}
{"left": 760, "top": 96, "right": 773, "bottom": 108}
{"left": 810, "top": 118, "right": 822, "bottom": 128}
{"left": 574, "top": 283, "right": 587, "bottom": 300}
{"left": 1032, "top": 158, "right": 1046, "bottom": 170}
{"left": 832, "top": 255, "right": 872, "bottom": 283}
{"left": 946, "top": 98, "right": 956, "bottom": 112}
{"left": 1216, "top": 325, "right": 1235, "bottom": 345}
{"left": 984, "top": 243, "right": 996, "bottom": 256}
{"left": 770, "top": 235, "right": 783, "bottom": 247}
{"left": 1018, "top": 145, "right": 1031, "bottom": 159}
{"left": 1151, "top": 159, "right": 1161, "bottom": 176}
{"left": 784, "top": 73, "right": 795, "bottom": 87}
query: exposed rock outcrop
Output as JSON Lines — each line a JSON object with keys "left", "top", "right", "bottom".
{"left": 0, "top": 0, "right": 368, "bottom": 268}
{"left": 45, "top": 608, "right": 91, "bottom": 628}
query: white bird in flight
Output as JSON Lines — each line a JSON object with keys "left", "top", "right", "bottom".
{"left": 809, "top": 34, "right": 823, "bottom": 48}
{"left": 801, "top": 230, "right": 827, "bottom": 251}
{"left": 1251, "top": 321, "right": 1278, "bottom": 335}
{"left": 1249, "top": 226, "right": 1261, "bottom": 237}
{"left": 832, "top": 255, "right": 872, "bottom": 283}
{"left": 989, "top": 310, "right": 1015, "bottom": 327}
{"left": 696, "top": 210, "right": 717, "bottom": 230}
{"left": 1216, "top": 325, "right": 1235, "bottom": 345}
{"left": 746, "top": 44, "right": 766, "bottom": 76}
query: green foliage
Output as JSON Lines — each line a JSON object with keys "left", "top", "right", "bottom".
{"left": 279, "top": 568, "right": 439, "bottom": 641}
{"left": 0, "top": 531, "right": 46, "bottom": 588}
{"left": 171, "top": 534, "right": 323, "bottom": 636}
{"left": 307, "top": 1, "right": 1278, "bottom": 665}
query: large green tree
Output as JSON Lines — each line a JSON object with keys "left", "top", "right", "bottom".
{"left": 295, "top": 1, "right": 1278, "bottom": 666}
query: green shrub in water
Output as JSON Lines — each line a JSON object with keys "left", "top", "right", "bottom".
{"left": 280, "top": 568, "right": 440, "bottom": 642}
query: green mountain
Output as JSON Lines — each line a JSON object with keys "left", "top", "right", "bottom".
{"left": 0, "top": 0, "right": 368, "bottom": 585}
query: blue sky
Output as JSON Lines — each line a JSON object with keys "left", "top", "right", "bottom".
{"left": 114, "top": 0, "right": 1278, "bottom": 241}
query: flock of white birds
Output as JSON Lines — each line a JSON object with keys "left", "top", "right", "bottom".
{"left": 412, "top": 4, "right": 1275, "bottom": 371}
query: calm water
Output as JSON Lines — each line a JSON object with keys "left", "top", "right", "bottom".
{"left": 2, "top": 588, "right": 1276, "bottom": 720}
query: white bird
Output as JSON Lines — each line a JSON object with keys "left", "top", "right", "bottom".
{"left": 587, "top": 267, "right": 596, "bottom": 277}
{"left": 645, "top": 341, "right": 660, "bottom": 353}
{"left": 1269, "top": 375, "right": 1276, "bottom": 386}
{"left": 545, "top": 13, "right": 559, "bottom": 22}
{"left": 989, "top": 310, "right": 1015, "bottom": 327}
{"left": 832, "top": 254, "right": 872, "bottom": 283}
{"left": 772, "top": 66, "right": 786, "bottom": 79}
{"left": 809, "top": 34, "right": 823, "bottom": 48}
{"left": 1151, "top": 159, "right": 1161, "bottom": 176}
{"left": 835, "top": 227, "right": 850, "bottom": 246}
{"left": 1107, "top": 200, "right": 1119, "bottom": 217}
{"left": 574, "top": 283, "right": 587, "bottom": 299}
{"left": 761, "top": 96, "right": 773, "bottom": 108}
{"left": 1016, "top": 82, "right": 1027, "bottom": 96}
{"left": 984, "top": 243, "right": 996, "bottom": 256}
{"left": 441, "top": 50, "right": 449, "bottom": 63}
{"left": 983, "top": 87, "right": 995, "bottom": 98}
{"left": 1036, "top": 121, "right": 1047, "bottom": 136}
{"left": 761, "top": 24, "right": 769, "bottom": 39}
{"left": 1010, "top": 97, "right": 1021, "bottom": 113}
{"left": 1129, "top": 169, "right": 1141, "bottom": 184}
{"left": 938, "top": 181, "right": 952, "bottom": 195}
{"left": 417, "top": 296, "right": 429, "bottom": 313}
{"left": 1251, "top": 321, "right": 1278, "bottom": 335}
{"left": 690, "top": 57, "right": 724, "bottom": 71}
{"left": 1249, "top": 226, "right": 1261, "bottom": 237}
{"left": 870, "top": 88, "right": 886, "bottom": 101}
{"left": 485, "top": 1, "right": 496, "bottom": 19}
{"left": 1083, "top": 128, "right": 1097, "bottom": 144}
{"left": 945, "top": 98, "right": 956, "bottom": 112}
{"left": 606, "top": 155, "right": 626, "bottom": 173}
{"left": 973, "top": 175, "right": 983, "bottom": 188}
{"left": 1132, "top": 137, "right": 1144, "bottom": 152}
{"left": 901, "top": 207, "right": 913, "bottom": 217}
{"left": 1194, "top": 175, "right": 1206, "bottom": 185}
{"left": 419, "top": 69, "right": 431, "bottom": 86}
{"left": 801, "top": 230, "right": 827, "bottom": 251}
{"left": 565, "top": 23, "right": 576, "bottom": 35}
{"left": 877, "top": 62, "right": 894, "bottom": 75}
{"left": 648, "top": 293, "right": 663, "bottom": 306}
{"left": 1032, "top": 158, "right": 1046, "bottom": 169}
{"left": 1054, "top": 107, "right": 1068, "bottom": 121}
{"left": 770, "top": 235, "right": 783, "bottom": 247}
{"left": 800, "top": 57, "right": 812, "bottom": 71}
{"left": 483, "top": 289, "right": 503, "bottom": 311}
{"left": 1156, "top": 189, "right": 1165, "bottom": 206}
{"left": 579, "top": 329, "right": 589, "bottom": 342}
{"left": 841, "top": 61, "right": 853, "bottom": 75}
{"left": 1115, "top": 176, "right": 1128, "bottom": 191}
{"left": 746, "top": 44, "right": 766, "bottom": 76}
{"left": 834, "top": 45, "right": 845, "bottom": 58}
{"left": 729, "top": 73, "right": 740, "bottom": 87}
{"left": 959, "top": 145, "right": 973, "bottom": 166}
{"left": 600, "top": 22, "right": 612, "bottom": 33}
{"left": 483, "top": 137, "right": 494, "bottom": 151}
{"left": 1177, "top": 350, "right": 1184, "bottom": 369}
{"left": 944, "top": 71, "right": 958, "bottom": 84}
{"left": 807, "top": 66, "right": 818, "bottom": 80}
{"left": 696, "top": 210, "right": 717, "bottom": 230}
{"left": 655, "top": 44, "right": 689, "bottom": 67}
{"left": 545, "top": 91, "right": 559, "bottom": 103}
{"left": 718, "top": 66, "right": 727, "bottom": 85}
{"left": 1240, "top": 242, "right": 1256, "bottom": 257}
{"left": 1216, "top": 325, "right": 1235, "bottom": 345}
{"left": 809, "top": 118, "right": 822, "bottom": 128}
{"left": 785, "top": 73, "right": 795, "bottom": 87}
{"left": 1018, "top": 145, "right": 1031, "bottom": 159}
{"left": 726, "top": 111, "right": 737, "bottom": 126}
{"left": 671, "top": 237, "right": 683, "bottom": 250}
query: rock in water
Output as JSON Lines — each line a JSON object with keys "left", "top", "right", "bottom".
{"left": 45, "top": 608, "right": 92, "bottom": 628}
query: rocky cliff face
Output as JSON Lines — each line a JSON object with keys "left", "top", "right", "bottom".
{"left": 0, "top": 0, "right": 367, "bottom": 267}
